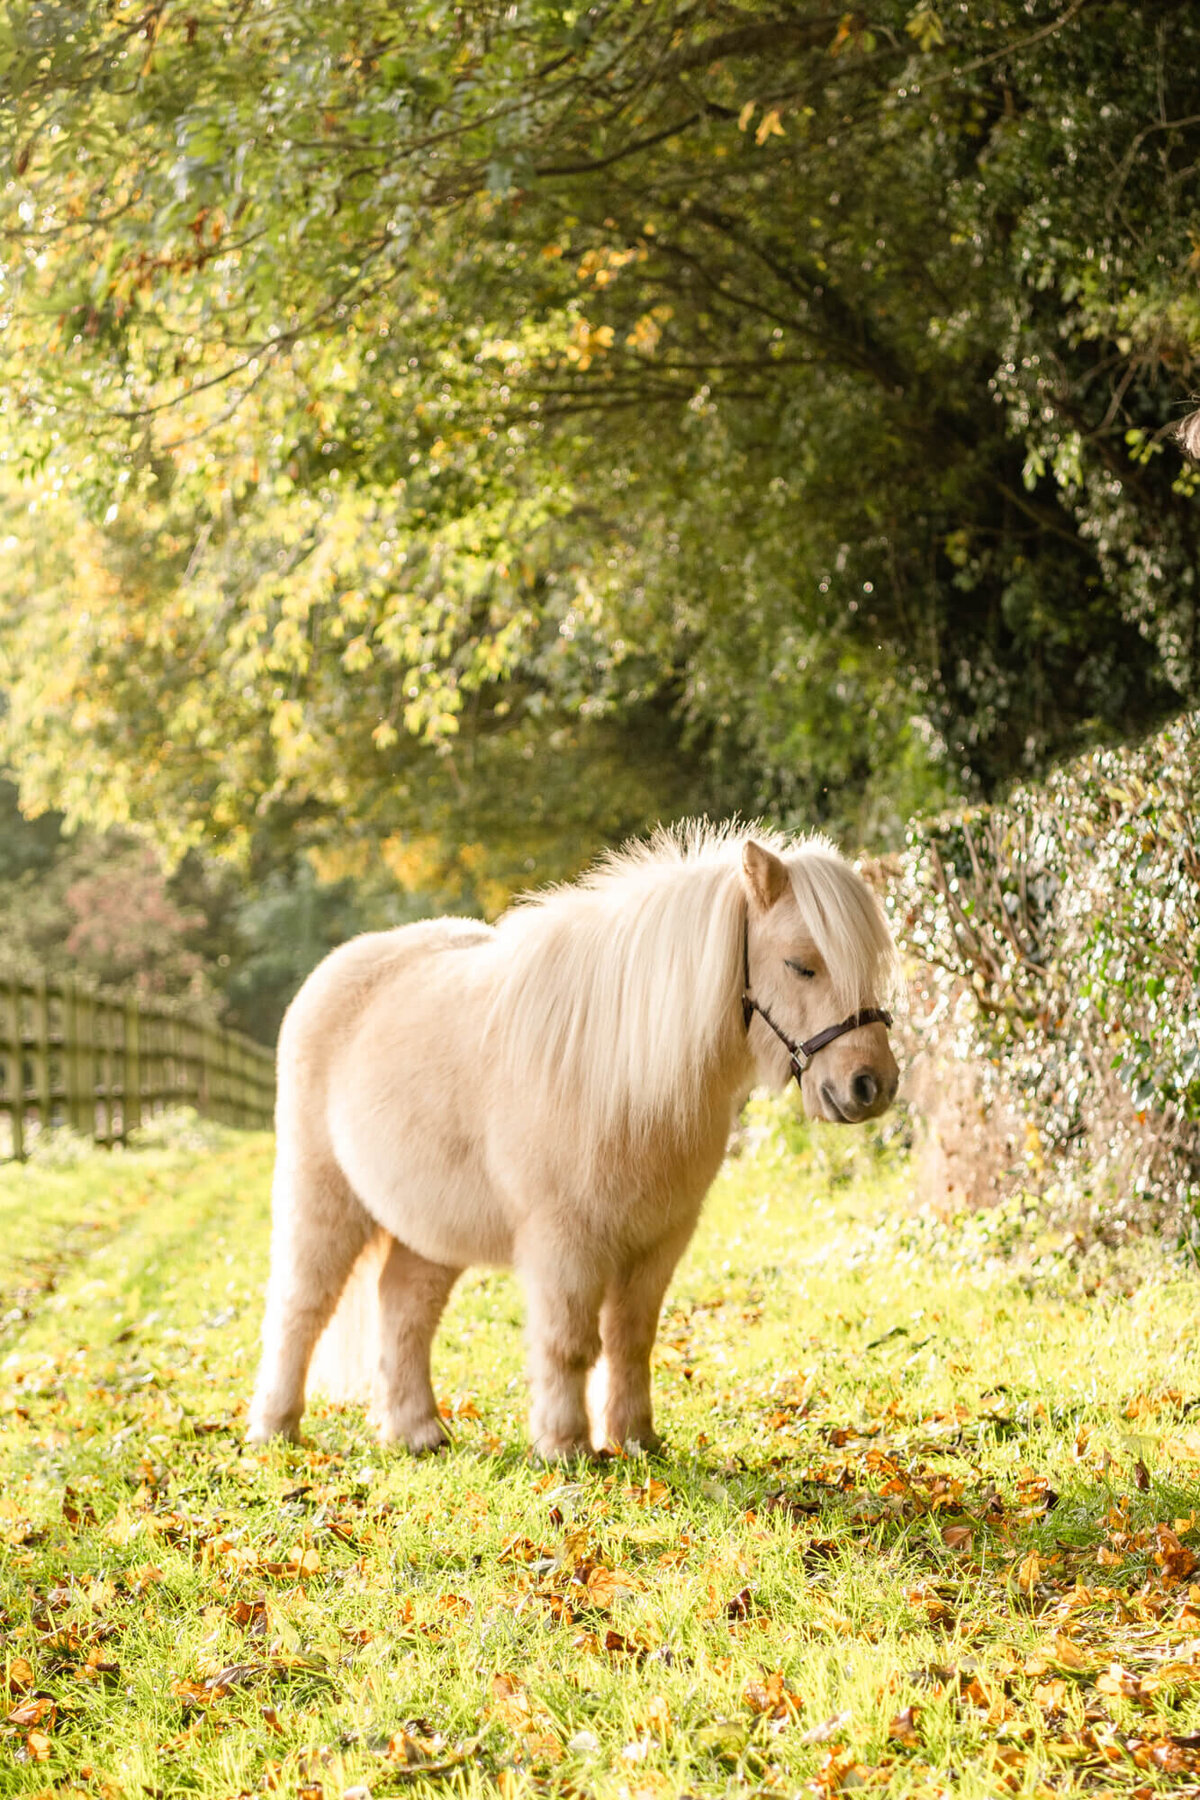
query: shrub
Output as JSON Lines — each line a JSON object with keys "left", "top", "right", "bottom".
{"left": 890, "top": 712, "right": 1200, "bottom": 1244}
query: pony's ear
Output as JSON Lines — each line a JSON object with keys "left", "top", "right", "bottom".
{"left": 742, "top": 840, "right": 790, "bottom": 911}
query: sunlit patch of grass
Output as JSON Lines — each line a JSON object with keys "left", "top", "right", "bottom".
{"left": 4, "top": 1104, "right": 1200, "bottom": 1797}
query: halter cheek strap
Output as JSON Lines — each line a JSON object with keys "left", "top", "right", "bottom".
{"left": 741, "top": 919, "right": 893, "bottom": 1085}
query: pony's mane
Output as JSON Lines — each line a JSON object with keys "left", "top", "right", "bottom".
{"left": 488, "top": 821, "right": 897, "bottom": 1145}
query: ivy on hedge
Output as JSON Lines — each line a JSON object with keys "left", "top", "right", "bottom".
{"left": 893, "top": 714, "right": 1200, "bottom": 1239}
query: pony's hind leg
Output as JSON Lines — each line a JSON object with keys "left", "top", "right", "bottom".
{"left": 518, "top": 1235, "right": 605, "bottom": 1458}
{"left": 248, "top": 1158, "right": 372, "bottom": 1443}
{"left": 375, "top": 1237, "right": 461, "bottom": 1452}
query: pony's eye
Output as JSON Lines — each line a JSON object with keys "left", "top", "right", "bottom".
{"left": 785, "top": 959, "right": 816, "bottom": 979}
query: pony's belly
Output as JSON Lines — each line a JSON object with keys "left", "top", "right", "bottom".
{"left": 366, "top": 1178, "right": 513, "bottom": 1269}
{"left": 328, "top": 1103, "right": 513, "bottom": 1268}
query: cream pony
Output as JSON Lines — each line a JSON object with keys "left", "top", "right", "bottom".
{"left": 249, "top": 825, "right": 899, "bottom": 1456}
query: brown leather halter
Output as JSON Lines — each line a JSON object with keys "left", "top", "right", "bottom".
{"left": 741, "top": 918, "right": 893, "bottom": 1086}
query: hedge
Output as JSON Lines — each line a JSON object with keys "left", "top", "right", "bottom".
{"left": 890, "top": 712, "right": 1200, "bottom": 1244}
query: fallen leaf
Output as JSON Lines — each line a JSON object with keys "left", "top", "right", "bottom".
{"left": 743, "top": 1670, "right": 801, "bottom": 1721}
{"left": 1052, "top": 1633, "right": 1091, "bottom": 1673}
{"left": 1154, "top": 1524, "right": 1197, "bottom": 1582}
{"left": 586, "top": 1566, "right": 640, "bottom": 1605}
{"left": 726, "top": 1587, "right": 756, "bottom": 1621}
{"left": 3, "top": 1656, "right": 34, "bottom": 1696}
{"left": 7, "top": 1696, "right": 56, "bottom": 1730}
{"left": 287, "top": 1543, "right": 320, "bottom": 1577}
{"left": 1096, "top": 1663, "right": 1142, "bottom": 1700}
{"left": 123, "top": 1564, "right": 163, "bottom": 1595}
{"left": 887, "top": 1705, "right": 921, "bottom": 1746}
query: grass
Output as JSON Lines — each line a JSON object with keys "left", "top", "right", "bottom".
{"left": 4, "top": 1105, "right": 1200, "bottom": 1800}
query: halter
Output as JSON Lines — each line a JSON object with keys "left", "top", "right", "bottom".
{"left": 741, "top": 917, "right": 893, "bottom": 1086}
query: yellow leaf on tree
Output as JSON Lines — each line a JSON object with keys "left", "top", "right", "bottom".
{"left": 755, "top": 108, "right": 785, "bottom": 146}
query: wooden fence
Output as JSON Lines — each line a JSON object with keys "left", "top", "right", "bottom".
{"left": 0, "top": 974, "right": 276, "bottom": 1159}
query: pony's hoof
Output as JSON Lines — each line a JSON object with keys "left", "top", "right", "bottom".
{"left": 246, "top": 1413, "right": 302, "bottom": 1445}
{"left": 532, "top": 1433, "right": 594, "bottom": 1462}
{"left": 379, "top": 1413, "right": 452, "bottom": 1454}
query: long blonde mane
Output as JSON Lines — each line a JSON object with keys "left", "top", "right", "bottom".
{"left": 489, "top": 821, "right": 896, "bottom": 1144}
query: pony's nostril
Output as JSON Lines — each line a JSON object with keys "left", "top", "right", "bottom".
{"left": 851, "top": 1070, "right": 878, "bottom": 1110}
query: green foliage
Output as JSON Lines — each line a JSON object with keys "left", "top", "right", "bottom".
{"left": 0, "top": 785, "right": 215, "bottom": 1004}
{"left": 0, "top": 780, "right": 423, "bottom": 1041}
{"left": 1, "top": 2, "right": 1197, "bottom": 866}
{"left": 894, "top": 712, "right": 1200, "bottom": 1235}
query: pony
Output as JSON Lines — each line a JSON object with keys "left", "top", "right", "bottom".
{"left": 248, "top": 824, "right": 900, "bottom": 1457}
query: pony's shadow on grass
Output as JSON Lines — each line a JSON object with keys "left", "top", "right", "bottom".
{"left": 257, "top": 1403, "right": 1200, "bottom": 1594}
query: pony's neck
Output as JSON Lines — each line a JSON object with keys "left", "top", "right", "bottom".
{"left": 494, "top": 848, "right": 754, "bottom": 1150}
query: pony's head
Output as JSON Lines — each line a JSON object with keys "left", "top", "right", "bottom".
{"left": 741, "top": 837, "right": 899, "bottom": 1125}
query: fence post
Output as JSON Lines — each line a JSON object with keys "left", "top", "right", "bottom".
{"left": 5, "top": 977, "right": 22, "bottom": 1160}
{"left": 62, "top": 978, "right": 80, "bottom": 1134}
{"left": 124, "top": 996, "right": 141, "bottom": 1139}
{"left": 32, "top": 974, "right": 51, "bottom": 1144}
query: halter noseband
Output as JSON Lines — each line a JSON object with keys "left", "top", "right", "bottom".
{"left": 741, "top": 918, "right": 893, "bottom": 1086}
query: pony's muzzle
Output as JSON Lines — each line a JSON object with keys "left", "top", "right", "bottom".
{"left": 817, "top": 1061, "right": 899, "bottom": 1124}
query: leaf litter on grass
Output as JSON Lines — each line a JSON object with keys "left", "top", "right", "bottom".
{"left": 4, "top": 1117, "right": 1200, "bottom": 1796}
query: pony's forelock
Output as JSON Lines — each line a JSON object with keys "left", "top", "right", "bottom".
{"left": 784, "top": 840, "right": 900, "bottom": 1015}
{"left": 489, "top": 821, "right": 897, "bottom": 1149}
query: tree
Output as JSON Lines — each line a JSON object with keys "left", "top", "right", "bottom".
{"left": 1, "top": 1, "right": 1197, "bottom": 872}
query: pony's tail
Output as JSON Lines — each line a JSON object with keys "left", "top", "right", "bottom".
{"left": 307, "top": 1231, "right": 387, "bottom": 1412}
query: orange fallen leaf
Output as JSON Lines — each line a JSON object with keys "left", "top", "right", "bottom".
{"left": 1096, "top": 1663, "right": 1142, "bottom": 1700}
{"left": 887, "top": 1704, "right": 921, "bottom": 1746}
{"left": 743, "top": 1670, "right": 801, "bottom": 1721}
{"left": 124, "top": 1563, "right": 163, "bottom": 1594}
{"left": 1154, "top": 1525, "right": 1197, "bottom": 1582}
{"left": 3, "top": 1656, "right": 34, "bottom": 1696}
{"left": 1016, "top": 1549, "right": 1040, "bottom": 1594}
{"left": 1052, "top": 1633, "right": 1091, "bottom": 1673}
{"left": 586, "top": 1566, "right": 640, "bottom": 1605}
{"left": 27, "top": 1729, "right": 53, "bottom": 1762}
{"left": 7, "top": 1695, "right": 56, "bottom": 1730}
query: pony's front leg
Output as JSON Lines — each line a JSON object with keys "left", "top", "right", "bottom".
{"left": 376, "top": 1236, "right": 461, "bottom": 1453}
{"left": 595, "top": 1228, "right": 691, "bottom": 1453}
{"left": 518, "top": 1237, "right": 604, "bottom": 1458}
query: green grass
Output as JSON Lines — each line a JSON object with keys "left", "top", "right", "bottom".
{"left": 4, "top": 1106, "right": 1200, "bottom": 1799}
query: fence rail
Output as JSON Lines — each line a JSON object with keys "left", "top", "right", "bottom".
{"left": 0, "top": 974, "right": 275, "bottom": 1158}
